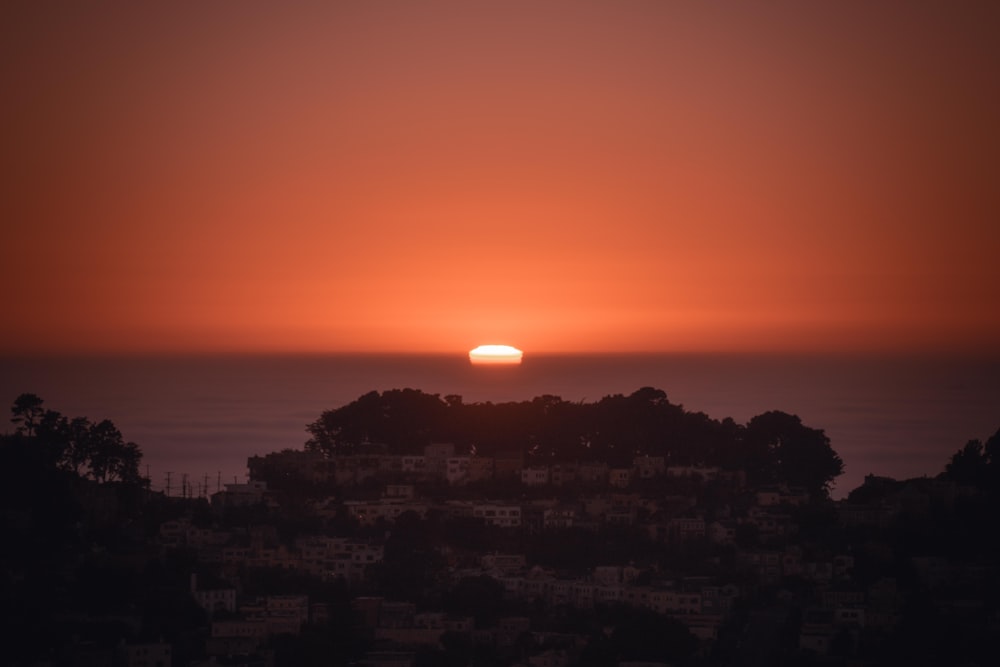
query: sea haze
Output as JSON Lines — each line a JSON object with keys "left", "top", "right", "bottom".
{"left": 1, "top": 353, "right": 997, "bottom": 498}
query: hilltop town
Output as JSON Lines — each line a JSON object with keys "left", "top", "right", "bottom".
{"left": 2, "top": 391, "right": 998, "bottom": 666}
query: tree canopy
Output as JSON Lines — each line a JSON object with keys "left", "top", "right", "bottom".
{"left": 4, "top": 393, "right": 144, "bottom": 484}
{"left": 306, "top": 387, "right": 844, "bottom": 496}
{"left": 943, "top": 427, "right": 1000, "bottom": 488}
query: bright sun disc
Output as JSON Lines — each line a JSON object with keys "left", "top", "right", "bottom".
{"left": 469, "top": 344, "right": 523, "bottom": 365}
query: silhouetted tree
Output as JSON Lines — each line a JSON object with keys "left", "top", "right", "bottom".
{"left": 985, "top": 427, "right": 1000, "bottom": 465}
{"left": 65, "top": 416, "right": 95, "bottom": 474}
{"left": 306, "top": 389, "right": 450, "bottom": 455}
{"left": 944, "top": 429, "right": 1000, "bottom": 490}
{"left": 86, "top": 419, "right": 142, "bottom": 483}
{"left": 6, "top": 395, "right": 142, "bottom": 485}
{"left": 744, "top": 411, "right": 844, "bottom": 496}
{"left": 11, "top": 392, "right": 45, "bottom": 436}
{"left": 945, "top": 439, "right": 988, "bottom": 485}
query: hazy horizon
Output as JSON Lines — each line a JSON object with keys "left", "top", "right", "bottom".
{"left": 4, "top": 353, "right": 998, "bottom": 501}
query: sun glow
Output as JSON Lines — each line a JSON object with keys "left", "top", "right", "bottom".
{"left": 469, "top": 344, "right": 523, "bottom": 365}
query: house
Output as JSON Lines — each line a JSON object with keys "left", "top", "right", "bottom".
{"left": 344, "top": 499, "right": 428, "bottom": 526}
{"left": 576, "top": 462, "right": 608, "bottom": 484}
{"left": 385, "top": 484, "right": 415, "bottom": 499}
{"left": 520, "top": 569, "right": 554, "bottom": 601}
{"left": 379, "top": 455, "right": 404, "bottom": 473}
{"left": 521, "top": 467, "right": 550, "bottom": 486}
{"left": 423, "top": 442, "right": 455, "bottom": 477}
{"left": 203, "top": 636, "right": 261, "bottom": 659}
{"left": 833, "top": 554, "right": 855, "bottom": 579}
{"left": 379, "top": 601, "right": 417, "bottom": 629}
{"left": 401, "top": 456, "right": 427, "bottom": 474}
{"left": 583, "top": 496, "right": 611, "bottom": 518}
{"left": 473, "top": 503, "right": 522, "bottom": 528}
{"left": 633, "top": 455, "right": 665, "bottom": 479}
{"left": 190, "top": 574, "right": 236, "bottom": 615}
{"left": 609, "top": 468, "right": 632, "bottom": 488}
{"left": 799, "top": 607, "right": 835, "bottom": 653}
{"left": 593, "top": 566, "right": 625, "bottom": 586}
{"left": 331, "top": 455, "right": 382, "bottom": 485}
{"left": 520, "top": 503, "right": 547, "bottom": 533}
{"left": 494, "top": 451, "right": 525, "bottom": 478}
{"left": 836, "top": 501, "right": 892, "bottom": 528}
{"left": 662, "top": 590, "right": 702, "bottom": 615}
{"left": 211, "top": 481, "right": 268, "bottom": 511}
{"left": 549, "top": 463, "right": 578, "bottom": 486}
{"left": 211, "top": 618, "right": 268, "bottom": 640}
{"left": 543, "top": 505, "right": 578, "bottom": 529}
{"left": 707, "top": 520, "right": 737, "bottom": 545}
{"left": 548, "top": 580, "right": 574, "bottom": 605}
{"left": 740, "top": 550, "right": 782, "bottom": 585}
{"left": 239, "top": 595, "right": 309, "bottom": 636}
{"left": 746, "top": 506, "right": 791, "bottom": 538}
{"left": 446, "top": 457, "right": 471, "bottom": 484}
{"left": 801, "top": 560, "right": 834, "bottom": 584}
{"left": 699, "top": 584, "right": 738, "bottom": 615}
{"left": 666, "top": 465, "right": 719, "bottom": 480}
{"left": 754, "top": 487, "right": 782, "bottom": 507}
{"left": 821, "top": 588, "right": 865, "bottom": 610}
{"left": 782, "top": 548, "right": 803, "bottom": 577}
{"left": 496, "top": 617, "right": 531, "bottom": 646}
{"left": 667, "top": 515, "right": 706, "bottom": 542}
{"left": 468, "top": 456, "right": 495, "bottom": 481}
{"left": 685, "top": 614, "right": 725, "bottom": 641}
{"left": 323, "top": 541, "right": 384, "bottom": 584}
{"left": 247, "top": 449, "right": 332, "bottom": 484}
{"left": 481, "top": 552, "right": 527, "bottom": 573}
{"left": 158, "top": 518, "right": 188, "bottom": 547}
{"left": 594, "top": 584, "right": 623, "bottom": 604}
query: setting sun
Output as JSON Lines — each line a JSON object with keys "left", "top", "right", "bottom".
{"left": 469, "top": 344, "right": 523, "bottom": 365}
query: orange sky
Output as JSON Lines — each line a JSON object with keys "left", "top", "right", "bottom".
{"left": 3, "top": 2, "right": 998, "bottom": 355}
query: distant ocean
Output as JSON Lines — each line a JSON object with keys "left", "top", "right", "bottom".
{"left": 2, "top": 354, "right": 998, "bottom": 499}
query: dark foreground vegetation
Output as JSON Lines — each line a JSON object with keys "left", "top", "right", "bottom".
{"left": 2, "top": 390, "right": 999, "bottom": 667}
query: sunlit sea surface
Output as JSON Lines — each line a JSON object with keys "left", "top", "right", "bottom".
{"left": 2, "top": 354, "right": 997, "bottom": 499}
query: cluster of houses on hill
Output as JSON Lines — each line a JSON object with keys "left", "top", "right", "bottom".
{"left": 161, "top": 498, "right": 878, "bottom": 665}
{"left": 118, "top": 441, "right": 997, "bottom": 666}
{"left": 244, "top": 443, "right": 747, "bottom": 490}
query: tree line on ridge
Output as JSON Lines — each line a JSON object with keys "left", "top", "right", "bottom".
{"left": 5, "top": 392, "right": 143, "bottom": 484}
{"left": 306, "top": 387, "right": 845, "bottom": 497}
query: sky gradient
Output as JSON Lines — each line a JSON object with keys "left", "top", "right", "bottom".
{"left": 3, "top": 2, "right": 998, "bottom": 355}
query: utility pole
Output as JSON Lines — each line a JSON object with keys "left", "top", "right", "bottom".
{"left": 203, "top": 474, "right": 210, "bottom": 498}
{"left": 182, "top": 473, "right": 189, "bottom": 499}
{"left": 165, "top": 471, "right": 173, "bottom": 497}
